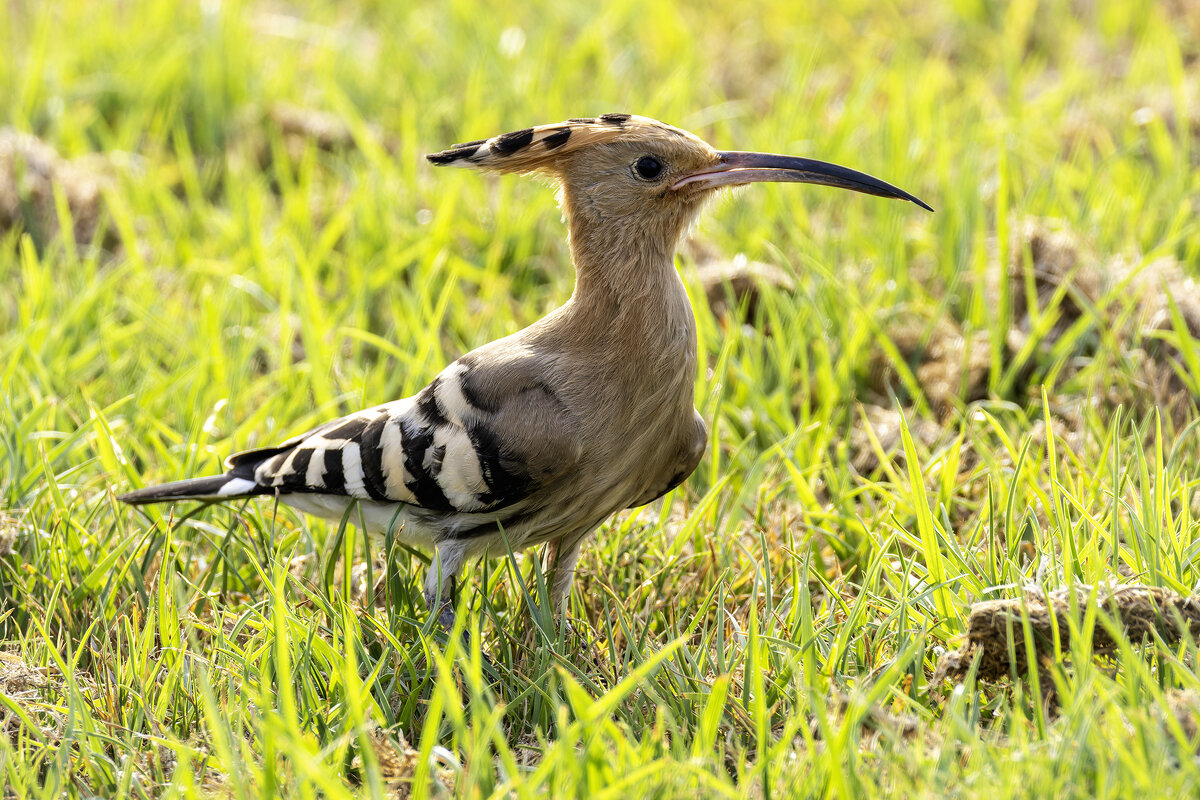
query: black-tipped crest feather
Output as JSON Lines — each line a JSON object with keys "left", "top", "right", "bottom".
{"left": 424, "top": 114, "right": 699, "bottom": 173}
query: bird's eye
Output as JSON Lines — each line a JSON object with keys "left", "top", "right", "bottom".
{"left": 633, "top": 155, "right": 665, "bottom": 181}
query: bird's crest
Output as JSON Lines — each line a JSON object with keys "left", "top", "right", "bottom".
{"left": 426, "top": 114, "right": 702, "bottom": 174}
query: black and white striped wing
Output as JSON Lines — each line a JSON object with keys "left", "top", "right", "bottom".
{"left": 229, "top": 360, "right": 577, "bottom": 515}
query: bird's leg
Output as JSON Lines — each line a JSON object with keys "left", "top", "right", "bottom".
{"left": 538, "top": 534, "right": 595, "bottom": 646}
{"left": 423, "top": 548, "right": 459, "bottom": 630}
{"left": 436, "top": 577, "right": 458, "bottom": 630}
{"left": 544, "top": 534, "right": 585, "bottom": 614}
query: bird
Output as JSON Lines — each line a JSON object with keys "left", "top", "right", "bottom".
{"left": 119, "top": 113, "right": 931, "bottom": 628}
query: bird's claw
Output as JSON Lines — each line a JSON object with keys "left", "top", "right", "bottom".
{"left": 425, "top": 577, "right": 469, "bottom": 643}
{"left": 436, "top": 603, "right": 457, "bottom": 632}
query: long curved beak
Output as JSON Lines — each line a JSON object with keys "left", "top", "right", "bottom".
{"left": 672, "top": 151, "right": 933, "bottom": 212}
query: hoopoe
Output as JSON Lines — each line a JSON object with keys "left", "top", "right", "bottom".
{"left": 120, "top": 114, "right": 930, "bottom": 627}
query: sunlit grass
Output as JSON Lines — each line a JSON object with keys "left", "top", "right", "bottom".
{"left": 3, "top": 0, "right": 1200, "bottom": 796}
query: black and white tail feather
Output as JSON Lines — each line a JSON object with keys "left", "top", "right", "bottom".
{"left": 118, "top": 473, "right": 267, "bottom": 504}
{"left": 120, "top": 361, "right": 556, "bottom": 515}
{"left": 119, "top": 355, "right": 587, "bottom": 621}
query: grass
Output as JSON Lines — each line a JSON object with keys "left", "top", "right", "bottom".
{"left": 2, "top": 0, "right": 1200, "bottom": 796}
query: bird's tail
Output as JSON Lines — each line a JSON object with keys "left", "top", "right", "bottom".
{"left": 118, "top": 475, "right": 266, "bottom": 505}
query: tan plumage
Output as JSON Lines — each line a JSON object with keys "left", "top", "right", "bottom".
{"left": 120, "top": 113, "right": 930, "bottom": 628}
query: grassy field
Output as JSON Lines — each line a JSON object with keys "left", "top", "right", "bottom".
{"left": 3, "top": 0, "right": 1200, "bottom": 796}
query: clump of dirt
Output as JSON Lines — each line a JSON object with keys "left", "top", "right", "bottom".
{"left": 1012, "top": 224, "right": 1200, "bottom": 429}
{"left": 0, "top": 129, "right": 113, "bottom": 248}
{"left": 269, "top": 103, "right": 367, "bottom": 156}
{"left": 685, "top": 239, "right": 796, "bottom": 320}
{"left": 1127, "top": 74, "right": 1200, "bottom": 141}
{"left": 864, "top": 218, "right": 1100, "bottom": 419}
{"left": 1005, "top": 218, "right": 1105, "bottom": 355}
{"left": 1136, "top": 265, "right": 1200, "bottom": 343}
{"left": 1162, "top": 688, "right": 1200, "bottom": 746}
{"left": 849, "top": 404, "right": 943, "bottom": 475}
{"left": 863, "top": 311, "right": 929, "bottom": 400}
{"left": 230, "top": 103, "right": 387, "bottom": 174}
{"left": 1162, "top": 1, "right": 1200, "bottom": 64}
{"left": 1004, "top": 222, "right": 1200, "bottom": 381}
{"left": 864, "top": 310, "right": 991, "bottom": 422}
{"left": 1120, "top": 255, "right": 1200, "bottom": 426}
{"left": 933, "top": 584, "right": 1200, "bottom": 690}
{"left": 876, "top": 218, "right": 1199, "bottom": 429}
{"left": 916, "top": 326, "right": 991, "bottom": 416}
{"left": 221, "top": 103, "right": 370, "bottom": 227}
{"left": 814, "top": 690, "right": 923, "bottom": 743}
{"left": 1060, "top": 73, "right": 1200, "bottom": 161}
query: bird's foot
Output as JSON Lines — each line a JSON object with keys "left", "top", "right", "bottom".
{"left": 424, "top": 576, "right": 457, "bottom": 624}
{"left": 435, "top": 601, "right": 474, "bottom": 649}
{"left": 436, "top": 603, "right": 457, "bottom": 632}
{"left": 424, "top": 577, "right": 471, "bottom": 645}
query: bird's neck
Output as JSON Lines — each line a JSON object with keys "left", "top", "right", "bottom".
{"left": 523, "top": 208, "right": 700, "bottom": 427}
{"left": 561, "top": 215, "right": 695, "bottom": 348}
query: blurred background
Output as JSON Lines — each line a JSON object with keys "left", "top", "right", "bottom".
{"left": 2, "top": 1, "right": 1200, "bottom": 797}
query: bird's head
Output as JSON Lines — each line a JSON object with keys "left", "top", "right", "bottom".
{"left": 427, "top": 114, "right": 931, "bottom": 262}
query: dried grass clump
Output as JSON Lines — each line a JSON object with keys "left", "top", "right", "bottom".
{"left": 1162, "top": 689, "right": 1200, "bottom": 745}
{"left": 0, "top": 650, "right": 65, "bottom": 744}
{"left": 934, "top": 585, "right": 1200, "bottom": 688}
{"left": 0, "top": 129, "right": 113, "bottom": 248}
{"left": 915, "top": 326, "right": 991, "bottom": 416}
{"left": 269, "top": 103, "right": 369, "bottom": 155}
{"left": 230, "top": 103, "right": 388, "bottom": 174}
{"left": 686, "top": 239, "right": 796, "bottom": 320}
{"left": 351, "top": 723, "right": 457, "bottom": 799}
{"left": 868, "top": 218, "right": 1200, "bottom": 428}
{"left": 1005, "top": 218, "right": 1104, "bottom": 356}
{"left": 1121, "top": 256, "right": 1200, "bottom": 426}
{"left": 849, "top": 404, "right": 943, "bottom": 474}
{"left": 814, "top": 690, "right": 923, "bottom": 744}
